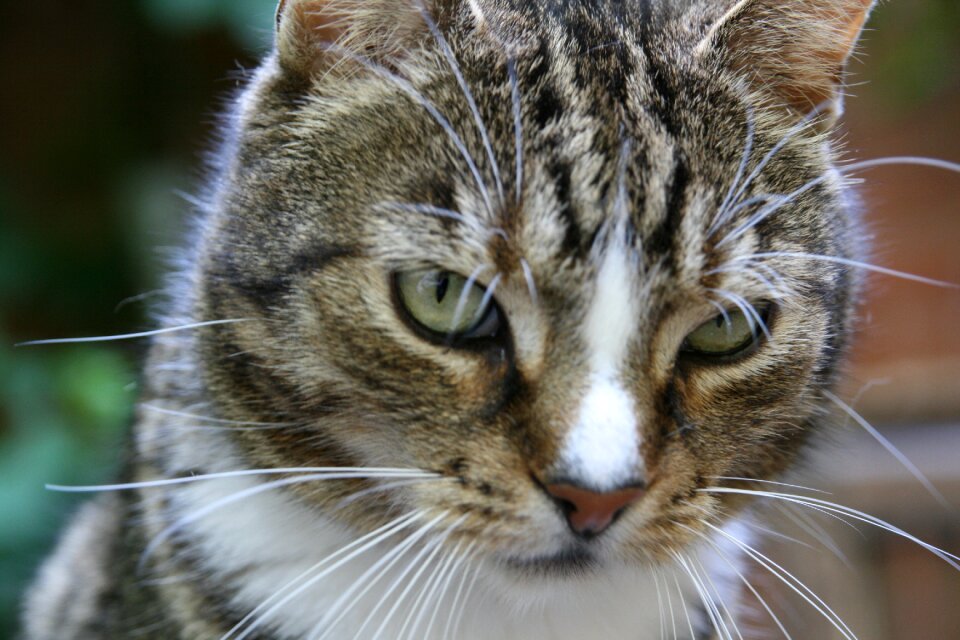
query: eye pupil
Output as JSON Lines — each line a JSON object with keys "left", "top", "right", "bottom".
{"left": 435, "top": 275, "right": 449, "bottom": 303}
{"left": 395, "top": 269, "right": 502, "bottom": 345}
{"left": 682, "top": 303, "right": 772, "bottom": 360}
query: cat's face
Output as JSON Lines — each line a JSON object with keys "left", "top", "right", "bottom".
{"left": 191, "top": 0, "right": 863, "bottom": 585}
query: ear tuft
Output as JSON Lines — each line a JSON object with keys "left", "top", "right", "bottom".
{"left": 275, "top": 0, "right": 430, "bottom": 77}
{"left": 698, "top": 0, "right": 876, "bottom": 122}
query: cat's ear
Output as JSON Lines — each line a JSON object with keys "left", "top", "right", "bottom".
{"left": 274, "top": 0, "right": 435, "bottom": 77}
{"left": 696, "top": 0, "right": 876, "bottom": 122}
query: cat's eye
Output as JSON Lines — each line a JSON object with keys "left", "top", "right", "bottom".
{"left": 681, "top": 304, "right": 771, "bottom": 359}
{"left": 394, "top": 269, "right": 501, "bottom": 344}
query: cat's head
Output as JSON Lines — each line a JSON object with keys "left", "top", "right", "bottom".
{"left": 184, "top": 0, "right": 872, "bottom": 585}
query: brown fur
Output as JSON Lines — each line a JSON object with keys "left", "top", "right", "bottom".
{"left": 24, "top": 1, "right": 877, "bottom": 638}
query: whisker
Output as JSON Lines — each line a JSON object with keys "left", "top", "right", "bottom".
{"left": 225, "top": 510, "right": 422, "bottom": 640}
{"left": 707, "top": 476, "right": 829, "bottom": 495}
{"left": 774, "top": 502, "right": 851, "bottom": 566}
{"left": 699, "top": 519, "right": 858, "bottom": 640}
{"left": 368, "top": 514, "right": 467, "bottom": 640}
{"left": 824, "top": 390, "right": 956, "bottom": 514}
{"left": 139, "top": 403, "right": 298, "bottom": 427}
{"left": 693, "top": 553, "right": 744, "bottom": 640}
{"left": 674, "top": 552, "right": 730, "bottom": 640}
{"left": 377, "top": 201, "right": 508, "bottom": 247}
{"left": 674, "top": 520, "right": 793, "bottom": 639}
{"left": 16, "top": 319, "right": 249, "bottom": 347}
{"left": 318, "top": 42, "right": 495, "bottom": 217}
{"left": 718, "top": 154, "right": 960, "bottom": 249}
{"left": 519, "top": 257, "right": 539, "bottom": 305}
{"left": 331, "top": 477, "right": 451, "bottom": 514}
{"left": 651, "top": 568, "right": 666, "bottom": 640}
{"left": 739, "top": 252, "right": 959, "bottom": 289}
{"left": 416, "top": 0, "right": 505, "bottom": 206}
{"left": 719, "top": 101, "right": 832, "bottom": 230}
{"left": 700, "top": 487, "right": 960, "bottom": 570}
{"left": 671, "top": 568, "right": 696, "bottom": 640}
{"left": 422, "top": 540, "right": 476, "bottom": 640}
{"left": 363, "top": 518, "right": 464, "bottom": 640}
{"left": 451, "top": 557, "right": 484, "bottom": 639}
{"left": 447, "top": 264, "right": 492, "bottom": 339}
{"left": 401, "top": 539, "right": 464, "bottom": 640}
{"left": 311, "top": 511, "right": 449, "bottom": 640}
{"left": 659, "top": 567, "right": 678, "bottom": 640}
{"left": 443, "top": 549, "right": 477, "bottom": 639}
{"left": 378, "top": 201, "right": 469, "bottom": 224}
{"left": 140, "top": 472, "right": 440, "bottom": 568}
{"left": 508, "top": 56, "right": 524, "bottom": 205}
{"left": 708, "top": 289, "right": 772, "bottom": 340}
{"left": 48, "top": 467, "right": 437, "bottom": 493}
{"left": 838, "top": 155, "right": 960, "bottom": 175}
{"left": 711, "top": 105, "right": 755, "bottom": 235}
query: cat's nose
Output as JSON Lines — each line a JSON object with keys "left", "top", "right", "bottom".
{"left": 544, "top": 482, "right": 645, "bottom": 538}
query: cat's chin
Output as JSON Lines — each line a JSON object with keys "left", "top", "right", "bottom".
{"left": 500, "top": 545, "right": 600, "bottom": 579}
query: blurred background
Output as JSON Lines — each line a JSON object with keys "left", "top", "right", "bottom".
{"left": 0, "top": 1, "right": 957, "bottom": 638}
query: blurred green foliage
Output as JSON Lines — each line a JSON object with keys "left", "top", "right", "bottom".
{"left": 0, "top": 0, "right": 956, "bottom": 638}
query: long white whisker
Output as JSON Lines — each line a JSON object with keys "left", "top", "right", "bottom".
{"left": 718, "top": 154, "right": 960, "bottom": 249}
{"left": 311, "top": 511, "right": 448, "bottom": 640}
{"left": 443, "top": 550, "right": 476, "bottom": 639}
{"left": 364, "top": 516, "right": 465, "bottom": 640}
{"left": 139, "top": 404, "right": 296, "bottom": 427}
{"left": 660, "top": 567, "right": 678, "bottom": 640}
{"left": 721, "top": 101, "right": 831, "bottom": 225}
{"left": 16, "top": 319, "right": 249, "bottom": 347}
{"left": 652, "top": 569, "right": 666, "bottom": 640}
{"left": 700, "top": 487, "right": 960, "bottom": 570}
{"left": 693, "top": 553, "right": 743, "bottom": 640}
{"left": 423, "top": 540, "right": 476, "bottom": 640}
{"left": 717, "top": 179, "right": 822, "bottom": 249}
{"left": 519, "top": 257, "right": 538, "bottom": 305}
{"left": 838, "top": 155, "right": 960, "bottom": 175}
{"left": 708, "top": 289, "right": 772, "bottom": 340}
{"left": 378, "top": 201, "right": 469, "bottom": 223}
{"left": 49, "top": 467, "right": 437, "bottom": 493}
{"left": 319, "top": 42, "right": 494, "bottom": 216}
{"left": 671, "top": 568, "right": 695, "bottom": 640}
{"left": 398, "top": 538, "right": 463, "bottom": 640}
{"left": 508, "top": 56, "right": 524, "bottom": 205}
{"left": 824, "top": 390, "right": 956, "bottom": 514}
{"left": 140, "top": 472, "right": 438, "bottom": 567}
{"left": 735, "top": 251, "right": 959, "bottom": 289}
{"left": 451, "top": 557, "right": 484, "bottom": 639}
{"left": 707, "top": 476, "right": 829, "bottom": 495}
{"left": 676, "top": 552, "right": 730, "bottom": 640}
{"left": 448, "top": 264, "right": 491, "bottom": 336}
{"left": 674, "top": 520, "right": 793, "bottom": 639}
{"left": 774, "top": 501, "right": 851, "bottom": 566}
{"left": 699, "top": 519, "right": 858, "bottom": 640}
{"left": 225, "top": 510, "right": 422, "bottom": 640}
{"left": 331, "top": 478, "right": 450, "bottom": 515}
{"left": 416, "top": 0, "right": 505, "bottom": 206}
{"left": 712, "top": 106, "right": 755, "bottom": 234}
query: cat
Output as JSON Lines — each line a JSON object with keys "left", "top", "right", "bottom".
{"left": 20, "top": 0, "right": 958, "bottom": 638}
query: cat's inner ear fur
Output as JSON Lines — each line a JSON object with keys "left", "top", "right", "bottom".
{"left": 697, "top": 0, "right": 876, "bottom": 123}
{"left": 275, "top": 0, "right": 442, "bottom": 77}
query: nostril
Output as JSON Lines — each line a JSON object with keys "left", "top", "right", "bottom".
{"left": 544, "top": 482, "right": 645, "bottom": 538}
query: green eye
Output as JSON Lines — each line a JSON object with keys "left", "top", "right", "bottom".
{"left": 682, "top": 304, "right": 770, "bottom": 358}
{"left": 395, "top": 269, "right": 500, "bottom": 342}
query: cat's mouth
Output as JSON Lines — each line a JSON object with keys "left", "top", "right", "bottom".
{"left": 501, "top": 546, "right": 598, "bottom": 578}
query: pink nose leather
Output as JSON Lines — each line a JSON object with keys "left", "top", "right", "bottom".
{"left": 545, "top": 483, "right": 645, "bottom": 537}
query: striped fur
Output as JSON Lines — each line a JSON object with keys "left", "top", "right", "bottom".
{"left": 24, "top": 1, "right": 877, "bottom": 638}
